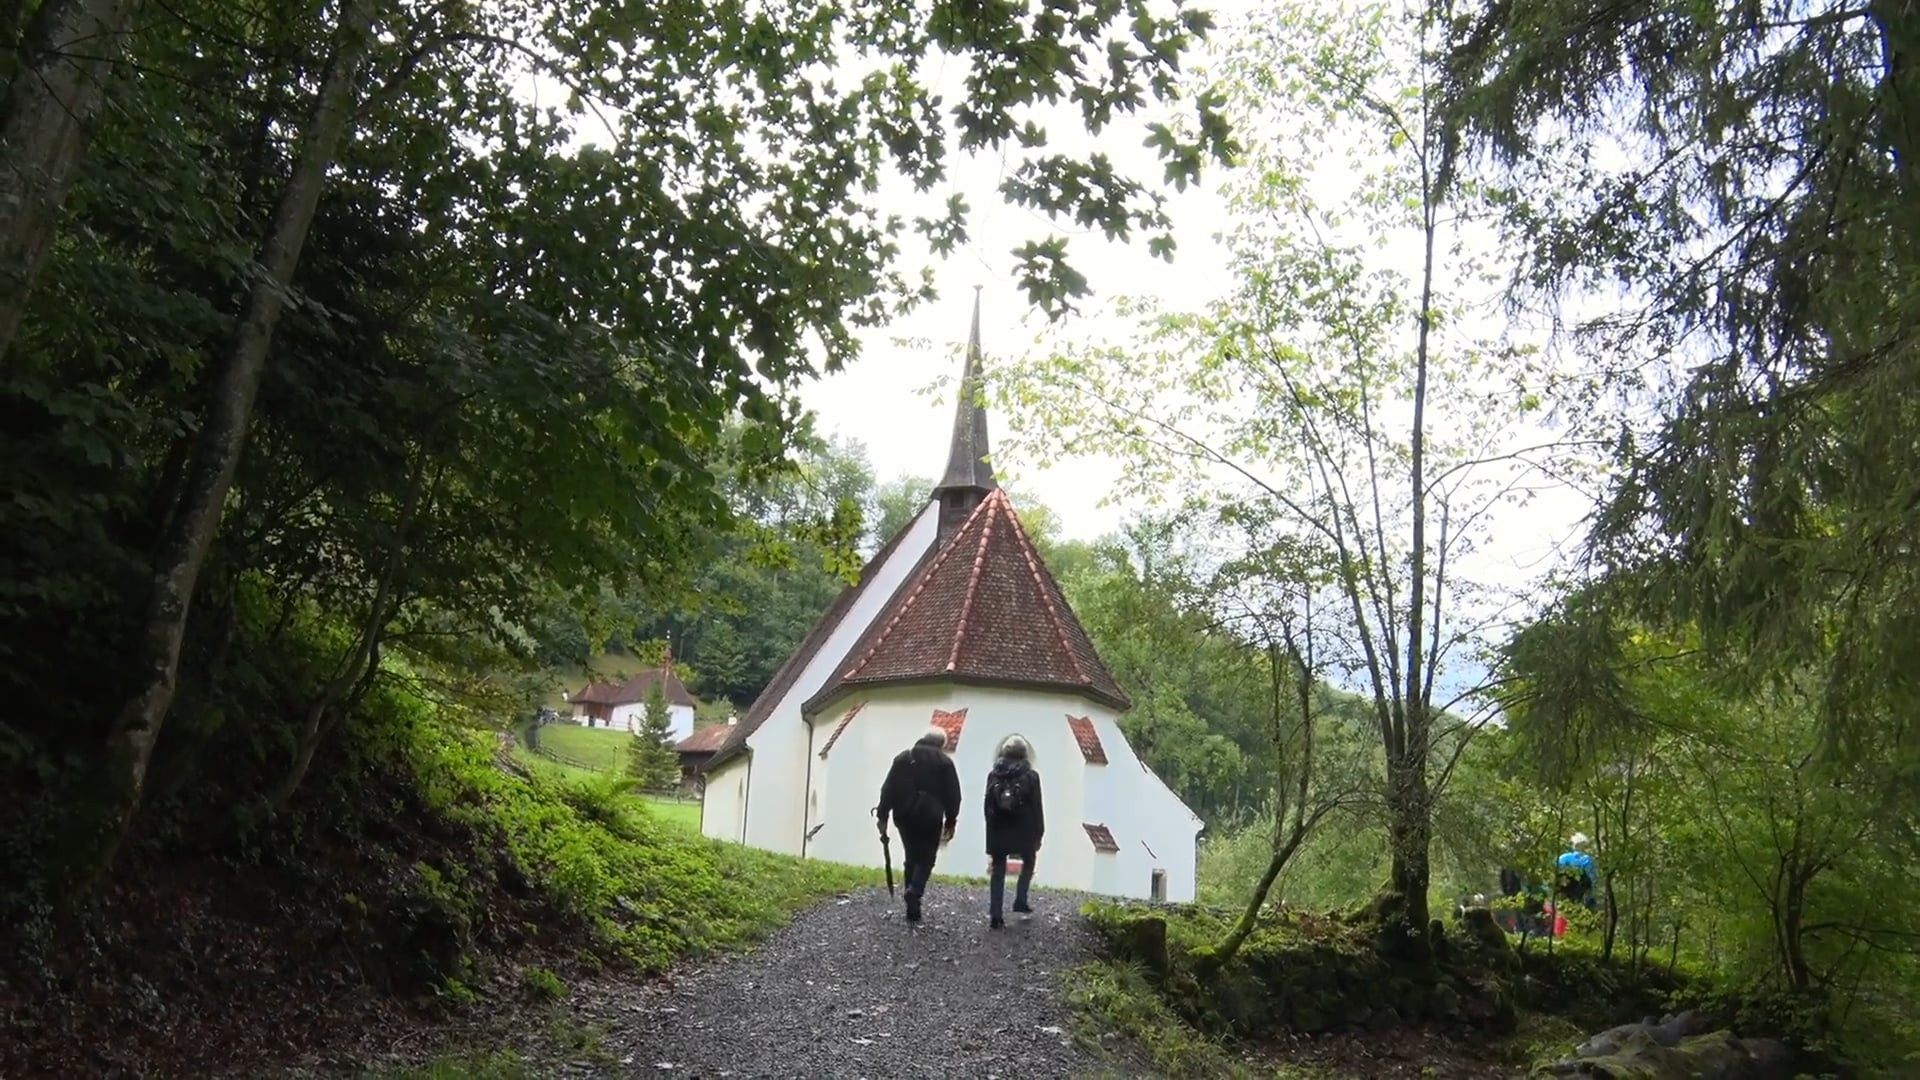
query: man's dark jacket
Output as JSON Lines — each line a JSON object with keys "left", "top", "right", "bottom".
{"left": 877, "top": 742, "right": 961, "bottom": 837}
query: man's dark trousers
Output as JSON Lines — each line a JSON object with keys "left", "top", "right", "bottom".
{"left": 901, "top": 827, "right": 940, "bottom": 902}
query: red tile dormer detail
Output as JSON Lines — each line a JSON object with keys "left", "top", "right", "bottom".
{"left": 931, "top": 707, "right": 967, "bottom": 750}
{"left": 818, "top": 701, "right": 865, "bottom": 758}
{"left": 1067, "top": 714, "right": 1108, "bottom": 765}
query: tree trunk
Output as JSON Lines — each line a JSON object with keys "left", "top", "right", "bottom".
{"left": 1782, "top": 864, "right": 1814, "bottom": 992}
{"left": 96, "top": 0, "right": 378, "bottom": 868}
{"left": 1206, "top": 826, "right": 1308, "bottom": 973}
{"left": 1206, "top": 635, "right": 1322, "bottom": 974}
{"left": 1602, "top": 877, "right": 1620, "bottom": 960}
{"left": 267, "top": 459, "right": 429, "bottom": 810}
{"left": 1388, "top": 77, "right": 1441, "bottom": 954}
{"left": 0, "top": 0, "right": 142, "bottom": 362}
{"left": 1386, "top": 756, "right": 1433, "bottom": 934}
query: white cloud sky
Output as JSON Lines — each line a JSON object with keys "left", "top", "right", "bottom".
{"left": 514, "top": 0, "right": 1600, "bottom": 598}
{"left": 796, "top": 0, "right": 1598, "bottom": 601}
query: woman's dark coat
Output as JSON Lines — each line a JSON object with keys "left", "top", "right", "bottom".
{"left": 983, "top": 758, "right": 1045, "bottom": 856}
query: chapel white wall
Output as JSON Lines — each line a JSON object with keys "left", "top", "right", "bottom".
{"left": 700, "top": 756, "right": 749, "bottom": 843}
{"left": 734, "top": 501, "right": 942, "bottom": 855}
{"left": 610, "top": 702, "right": 695, "bottom": 741}
{"left": 801, "top": 683, "right": 1203, "bottom": 902}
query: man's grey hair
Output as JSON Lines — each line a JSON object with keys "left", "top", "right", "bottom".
{"left": 999, "top": 736, "right": 1029, "bottom": 761}
{"left": 917, "top": 726, "right": 949, "bottom": 750}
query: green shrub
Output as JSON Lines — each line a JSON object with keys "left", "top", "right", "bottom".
{"left": 364, "top": 697, "right": 868, "bottom": 974}
{"left": 522, "top": 966, "right": 566, "bottom": 1001}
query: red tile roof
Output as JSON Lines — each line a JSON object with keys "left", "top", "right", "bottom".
{"left": 1067, "top": 715, "right": 1108, "bottom": 764}
{"left": 572, "top": 667, "right": 696, "bottom": 708}
{"left": 805, "top": 490, "right": 1130, "bottom": 712}
{"left": 1083, "top": 823, "right": 1120, "bottom": 852}
{"left": 930, "top": 708, "right": 967, "bottom": 750}
{"left": 675, "top": 724, "right": 733, "bottom": 754}
{"left": 817, "top": 702, "right": 865, "bottom": 759}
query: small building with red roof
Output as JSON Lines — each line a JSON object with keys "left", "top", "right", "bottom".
{"left": 564, "top": 664, "right": 698, "bottom": 742}
{"left": 696, "top": 294, "right": 1202, "bottom": 902}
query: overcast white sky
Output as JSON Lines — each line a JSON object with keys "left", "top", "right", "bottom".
{"left": 793, "top": 0, "right": 1596, "bottom": 598}
{"left": 517, "top": 0, "right": 1597, "bottom": 598}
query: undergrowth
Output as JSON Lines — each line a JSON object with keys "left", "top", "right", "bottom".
{"left": 1065, "top": 957, "right": 1247, "bottom": 1079}
{"left": 377, "top": 702, "right": 870, "bottom": 971}
{"left": 1, "top": 673, "right": 870, "bottom": 1076}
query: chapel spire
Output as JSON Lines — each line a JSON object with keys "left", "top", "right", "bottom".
{"left": 931, "top": 287, "right": 998, "bottom": 542}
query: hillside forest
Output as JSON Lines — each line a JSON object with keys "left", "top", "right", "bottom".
{"left": 3, "top": 0, "right": 1919, "bottom": 1076}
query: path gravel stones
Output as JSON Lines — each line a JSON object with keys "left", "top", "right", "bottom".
{"left": 557, "top": 885, "right": 1126, "bottom": 1079}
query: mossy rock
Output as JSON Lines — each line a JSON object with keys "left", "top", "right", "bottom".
{"left": 1120, "top": 913, "right": 1171, "bottom": 978}
{"left": 1532, "top": 1030, "right": 1766, "bottom": 1080}
{"left": 1460, "top": 906, "right": 1519, "bottom": 973}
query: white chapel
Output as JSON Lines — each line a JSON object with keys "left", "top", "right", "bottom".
{"left": 698, "top": 294, "right": 1203, "bottom": 902}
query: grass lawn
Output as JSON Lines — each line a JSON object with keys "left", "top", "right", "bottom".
{"left": 533, "top": 722, "right": 632, "bottom": 771}
{"left": 514, "top": 744, "right": 703, "bottom": 834}
{"left": 518, "top": 750, "right": 605, "bottom": 786}
{"left": 643, "top": 795, "right": 701, "bottom": 831}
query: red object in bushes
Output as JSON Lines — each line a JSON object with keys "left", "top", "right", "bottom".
{"left": 1542, "top": 901, "right": 1568, "bottom": 937}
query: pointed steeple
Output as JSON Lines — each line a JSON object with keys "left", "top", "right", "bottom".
{"left": 932, "top": 287, "right": 998, "bottom": 542}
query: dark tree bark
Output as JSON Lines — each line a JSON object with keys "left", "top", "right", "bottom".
{"left": 98, "top": 0, "right": 380, "bottom": 869}
{"left": 0, "top": 0, "right": 143, "bottom": 362}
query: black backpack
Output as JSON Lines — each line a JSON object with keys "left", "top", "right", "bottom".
{"left": 988, "top": 770, "right": 1027, "bottom": 818}
{"left": 898, "top": 749, "right": 947, "bottom": 829}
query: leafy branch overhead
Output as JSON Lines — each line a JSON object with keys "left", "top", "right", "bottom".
{"left": 0, "top": 0, "right": 1233, "bottom": 873}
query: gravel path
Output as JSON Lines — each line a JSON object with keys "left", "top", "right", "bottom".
{"left": 553, "top": 885, "right": 1128, "bottom": 1079}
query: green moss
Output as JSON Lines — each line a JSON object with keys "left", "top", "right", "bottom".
{"left": 1500, "top": 1011, "right": 1588, "bottom": 1068}
{"left": 1527, "top": 1029, "right": 1759, "bottom": 1080}
{"left": 1064, "top": 959, "right": 1248, "bottom": 1079}
{"left": 1085, "top": 900, "right": 1539, "bottom": 1039}
{"left": 375, "top": 1049, "right": 531, "bottom": 1079}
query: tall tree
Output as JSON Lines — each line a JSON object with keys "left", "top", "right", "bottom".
{"left": 627, "top": 682, "right": 681, "bottom": 791}
{"left": 1440, "top": 0, "right": 1920, "bottom": 759}
{"left": 1003, "top": 0, "right": 1564, "bottom": 939}
{"left": 0, "top": 0, "right": 143, "bottom": 362}
{"left": 105, "top": 0, "right": 379, "bottom": 858}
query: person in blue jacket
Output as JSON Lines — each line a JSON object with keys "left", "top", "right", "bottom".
{"left": 1555, "top": 832, "right": 1599, "bottom": 911}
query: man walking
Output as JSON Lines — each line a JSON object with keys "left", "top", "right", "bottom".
{"left": 876, "top": 726, "right": 961, "bottom": 923}
{"left": 983, "top": 736, "right": 1044, "bottom": 929}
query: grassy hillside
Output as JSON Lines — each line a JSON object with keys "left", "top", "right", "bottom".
{"left": 3, "top": 684, "right": 863, "bottom": 1077}
{"left": 535, "top": 722, "right": 637, "bottom": 771}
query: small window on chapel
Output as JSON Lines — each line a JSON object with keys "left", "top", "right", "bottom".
{"left": 1151, "top": 870, "right": 1168, "bottom": 902}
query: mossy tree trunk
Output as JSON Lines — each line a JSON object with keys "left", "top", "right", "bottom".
{"left": 1201, "top": 632, "right": 1344, "bottom": 975}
